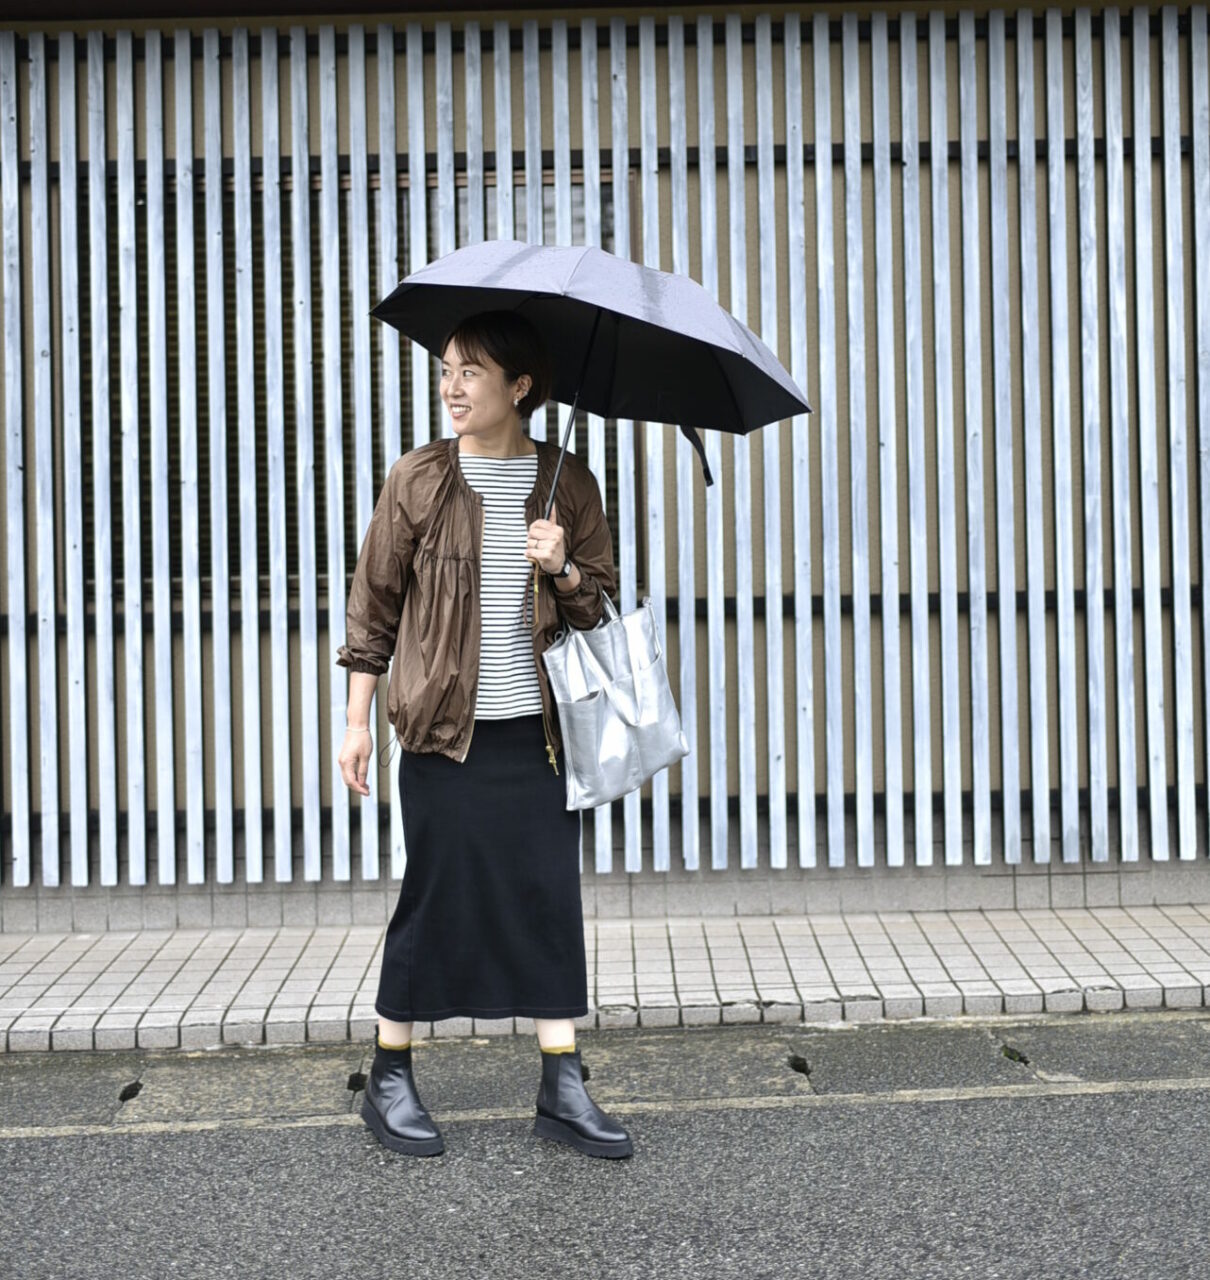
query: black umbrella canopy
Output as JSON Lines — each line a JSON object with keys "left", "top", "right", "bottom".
{"left": 371, "top": 240, "right": 812, "bottom": 435}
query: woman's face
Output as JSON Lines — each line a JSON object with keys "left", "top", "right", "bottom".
{"left": 439, "top": 340, "right": 530, "bottom": 438}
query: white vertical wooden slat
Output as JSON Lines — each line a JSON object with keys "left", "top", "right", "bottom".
{"left": 870, "top": 12, "right": 903, "bottom": 868}
{"left": 1044, "top": 10, "right": 1080, "bottom": 864}
{"left": 583, "top": 21, "right": 601, "bottom": 311}
{"left": 1017, "top": 12, "right": 1050, "bottom": 863}
{"left": 581, "top": 20, "right": 601, "bottom": 264}
{"left": 552, "top": 19, "right": 571, "bottom": 247}
{"left": 435, "top": 23, "right": 454, "bottom": 444}
{"left": 727, "top": 14, "right": 758, "bottom": 870}
{"left": 1103, "top": 8, "right": 1138, "bottom": 862}
{"left": 292, "top": 26, "right": 322, "bottom": 881}
{"left": 27, "top": 35, "right": 57, "bottom": 885}
{"left": 1193, "top": 8, "right": 1210, "bottom": 847}
{"left": 89, "top": 31, "right": 119, "bottom": 885}
{"left": 1074, "top": 9, "right": 1108, "bottom": 863}
{"left": 842, "top": 14, "right": 873, "bottom": 868}
{"left": 348, "top": 24, "right": 377, "bottom": 879}
{"left": 580, "top": 17, "right": 612, "bottom": 876}
{"left": 901, "top": 14, "right": 932, "bottom": 865}
{"left": 988, "top": 12, "right": 1021, "bottom": 865}
{"left": 494, "top": 21, "right": 514, "bottom": 241}
{"left": 1014, "top": 12, "right": 1055, "bottom": 860}
{"left": 205, "top": 29, "right": 233, "bottom": 882}
{"left": 756, "top": 15, "right": 788, "bottom": 870}
{"left": 639, "top": 17, "right": 670, "bottom": 872}
{"left": 432, "top": 22, "right": 455, "bottom": 448}
{"left": 321, "top": 25, "right": 350, "bottom": 879}
{"left": 523, "top": 19, "right": 542, "bottom": 250}
{"left": 233, "top": 29, "right": 263, "bottom": 881}
{"left": 928, "top": 13, "right": 962, "bottom": 867}
{"left": 435, "top": 21, "right": 455, "bottom": 266}
{"left": 958, "top": 11, "right": 990, "bottom": 866}
{"left": 117, "top": 30, "right": 147, "bottom": 885}
{"left": 59, "top": 33, "right": 88, "bottom": 885}
{"left": 147, "top": 31, "right": 177, "bottom": 883}
{"left": 465, "top": 22, "right": 485, "bottom": 246}
{"left": 259, "top": 52, "right": 293, "bottom": 878}
{"left": 522, "top": 20, "right": 547, "bottom": 443}
{"left": 611, "top": 17, "right": 642, "bottom": 872}
{"left": 0, "top": 32, "right": 28, "bottom": 885}
{"left": 668, "top": 15, "right": 700, "bottom": 873}
{"left": 1131, "top": 5, "right": 1169, "bottom": 861}
{"left": 375, "top": 23, "right": 405, "bottom": 877}
{"left": 815, "top": 13, "right": 843, "bottom": 869}
{"left": 174, "top": 28, "right": 204, "bottom": 882}
{"left": 407, "top": 24, "right": 431, "bottom": 448}
{"left": 701, "top": 15, "right": 730, "bottom": 871}
{"left": 1161, "top": 4, "right": 1195, "bottom": 861}
{"left": 30, "top": 35, "right": 60, "bottom": 885}
{"left": 551, "top": 19, "right": 575, "bottom": 463}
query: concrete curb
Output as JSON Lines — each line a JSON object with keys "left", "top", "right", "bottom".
{"left": 5, "top": 982, "right": 1210, "bottom": 1052}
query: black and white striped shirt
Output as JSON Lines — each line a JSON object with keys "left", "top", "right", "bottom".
{"left": 458, "top": 453, "right": 544, "bottom": 719}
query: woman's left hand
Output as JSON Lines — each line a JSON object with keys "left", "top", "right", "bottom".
{"left": 526, "top": 504, "right": 566, "bottom": 575}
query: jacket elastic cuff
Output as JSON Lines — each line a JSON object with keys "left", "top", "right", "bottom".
{"left": 556, "top": 571, "right": 607, "bottom": 628}
{"left": 335, "top": 646, "right": 389, "bottom": 676}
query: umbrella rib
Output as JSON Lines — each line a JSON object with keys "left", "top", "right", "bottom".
{"left": 717, "top": 349, "right": 747, "bottom": 432}
{"left": 561, "top": 244, "right": 594, "bottom": 293}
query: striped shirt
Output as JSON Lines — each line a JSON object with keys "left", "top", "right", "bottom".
{"left": 458, "top": 452, "right": 544, "bottom": 719}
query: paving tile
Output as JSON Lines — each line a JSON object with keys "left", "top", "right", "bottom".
{"left": 1084, "top": 987, "right": 1125, "bottom": 1012}
{"left": 843, "top": 998, "right": 884, "bottom": 1022}
{"left": 472, "top": 1018, "right": 514, "bottom": 1036}
{"left": 760, "top": 1001, "right": 804, "bottom": 1024}
{"left": 596, "top": 1007, "right": 639, "bottom": 1029}
{"left": 638, "top": 1006, "right": 680, "bottom": 1028}
{"left": 883, "top": 995, "right": 925, "bottom": 1019}
{"left": 1162, "top": 985, "right": 1204, "bottom": 1008}
{"left": 431, "top": 1016, "right": 473, "bottom": 1038}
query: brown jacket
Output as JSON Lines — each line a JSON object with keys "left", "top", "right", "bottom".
{"left": 336, "top": 436, "right": 617, "bottom": 769}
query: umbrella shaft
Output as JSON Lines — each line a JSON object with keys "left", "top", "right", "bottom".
{"left": 544, "top": 388, "right": 581, "bottom": 522}
{"left": 544, "top": 306, "right": 602, "bottom": 522}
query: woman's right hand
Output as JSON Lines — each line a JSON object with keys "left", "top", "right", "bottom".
{"left": 338, "top": 727, "right": 374, "bottom": 796}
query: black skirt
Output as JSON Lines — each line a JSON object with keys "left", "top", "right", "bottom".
{"left": 375, "top": 714, "right": 588, "bottom": 1022}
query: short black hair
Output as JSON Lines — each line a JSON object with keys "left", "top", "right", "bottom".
{"left": 440, "top": 310, "right": 553, "bottom": 419}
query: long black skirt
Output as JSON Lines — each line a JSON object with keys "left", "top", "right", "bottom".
{"left": 375, "top": 714, "right": 588, "bottom": 1022}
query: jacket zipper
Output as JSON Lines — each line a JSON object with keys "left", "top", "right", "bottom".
{"left": 535, "top": 568, "right": 558, "bottom": 768}
{"left": 531, "top": 541, "right": 559, "bottom": 775}
{"left": 460, "top": 497, "right": 486, "bottom": 764}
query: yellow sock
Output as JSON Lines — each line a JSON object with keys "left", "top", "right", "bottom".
{"left": 541, "top": 1043, "right": 576, "bottom": 1054}
{"left": 377, "top": 1033, "right": 411, "bottom": 1051}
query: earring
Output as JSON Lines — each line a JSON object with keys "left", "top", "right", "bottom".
{"left": 514, "top": 398, "right": 520, "bottom": 407}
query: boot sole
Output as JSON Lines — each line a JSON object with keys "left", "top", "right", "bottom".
{"left": 361, "top": 1095, "right": 444, "bottom": 1157}
{"left": 533, "top": 1113, "right": 633, "bottom": 1159}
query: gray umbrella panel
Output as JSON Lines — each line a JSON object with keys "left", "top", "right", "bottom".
{"left": 371, "top": 241, "right": 812, "bottom": 435}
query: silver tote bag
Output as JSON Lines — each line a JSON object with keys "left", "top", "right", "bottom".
{"left": 541, "top": 596, "right": 689, "bottom": 811}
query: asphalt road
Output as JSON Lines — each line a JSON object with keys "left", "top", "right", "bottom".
{"left": 2, "top": 1011, "right": 1209, "bottom": 1280}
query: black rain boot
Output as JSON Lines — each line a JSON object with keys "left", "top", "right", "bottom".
{"left": 533, "top": 1048, "right": 633, "bottom": 1159}
{"left": 361, "top": 1039, "right": 444, "bottom": 1156}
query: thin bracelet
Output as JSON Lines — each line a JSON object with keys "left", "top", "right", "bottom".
{"left": 347, "top": 725, "right": 371, "bottom": 733}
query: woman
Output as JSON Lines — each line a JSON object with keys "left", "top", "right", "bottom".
{"left": 336, "top": 309, "right": 632, "bottom": 1160}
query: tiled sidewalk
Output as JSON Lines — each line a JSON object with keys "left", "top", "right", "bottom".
{"left": 2, "top": 905, "right": 1209, "bottom": 1052}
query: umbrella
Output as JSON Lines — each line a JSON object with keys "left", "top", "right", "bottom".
{"left": 371, "top": 239, "right": 811, "bottom": 517}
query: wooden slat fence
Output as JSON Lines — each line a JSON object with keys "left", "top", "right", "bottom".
{"left": 0, "top": 9, "right": 1208, "bottom": 888}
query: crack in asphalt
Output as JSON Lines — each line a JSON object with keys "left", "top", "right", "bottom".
{"left": 5, "top": 1073, "right": 1210, "bottom": 1141}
